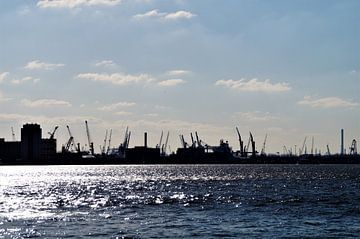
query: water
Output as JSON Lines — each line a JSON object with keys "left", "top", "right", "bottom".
{"left": 0, "top": 165, "right": 359, "bottom": 238}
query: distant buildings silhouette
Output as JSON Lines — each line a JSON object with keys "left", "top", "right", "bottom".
{"left": 0, "top": 123, "right": 56, "bottom": 164}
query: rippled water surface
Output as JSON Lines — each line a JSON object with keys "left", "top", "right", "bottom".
{"left": 1, "top": 165, "right": 360, "bottom": 238}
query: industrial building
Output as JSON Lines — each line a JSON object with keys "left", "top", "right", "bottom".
{"left": 0, "top": 123, "right": 57, "bottom": 164}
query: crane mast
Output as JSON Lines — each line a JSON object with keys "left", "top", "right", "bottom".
{"left": 85, "top": 121, "right": 94, "bottom": 155}
{"left": 106, "top": 129, "right": 112, "bottom": 154}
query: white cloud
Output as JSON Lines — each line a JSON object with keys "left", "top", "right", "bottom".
{"left": 98, "top": 101, "right": 136, "bottom": 111}
{"left": 114, "top": 111, "right": 132, "bottom": 116}
{"left": 215, "top": 78, "right": 291, "bottom": 92}
{"left": 133, "top": 9, "right": 196, "bottom": 20}
{"left": 235, "top": 111, "right": 279, "bottom": 122}
{"left": 164, "top": 10, "right": 196, "bottom": 20}
{"left": 37, "top": 0, "right": 121, "bottom": 9}
{"left": 24, "top": 60, "right": 65, "bottom": 70}
{"left": 21, "top": 99, "right": 72, "bottom": 108}
{"left": 94, "top": 60, "right": 116, "bottom": 67}
{"left": 0, "top": 72, "right": 9, "bottom": 83}
{"left": 158, "top": 79, "right": 186, "bottom": 87}
{"left": 11, "top": 76, "right": 40, "bottom": 85}
{"left": 77, "top": 72, "right": 154, "bottom": 85}
{"left": 167, "top": 70, "right": 190, "bottom": 76}
{"left": 297, "top": 96, "right": 358, "bottom": 109}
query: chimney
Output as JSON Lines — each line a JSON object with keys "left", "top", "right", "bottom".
{"left": 341, "top": 129, "right": 344, "bottom": 155}
{"left": 144, "top": 132, "right": 147, "bottom": 148}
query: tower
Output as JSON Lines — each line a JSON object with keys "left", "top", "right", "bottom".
{"left": 21, "top": 124, "right": 42, "bottom": 162}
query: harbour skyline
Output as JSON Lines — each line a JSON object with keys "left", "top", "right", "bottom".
{"left": 0, "top": 0, "right": 359, "bottom": 153}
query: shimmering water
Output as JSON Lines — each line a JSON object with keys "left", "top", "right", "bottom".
{"left": 0, "top": 165, "right": 360, "bottom": 238}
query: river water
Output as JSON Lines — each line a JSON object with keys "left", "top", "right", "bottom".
{"left": 0, "top": 165, "right": 359, "bottom": 238}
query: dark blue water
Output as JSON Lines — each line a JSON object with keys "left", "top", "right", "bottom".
{"left": 0, "top": 165, "right": 360, "bottom": 238}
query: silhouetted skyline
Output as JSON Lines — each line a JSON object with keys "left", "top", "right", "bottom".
{"left": 0, "top": 0, "right": 359, "bottom": 153}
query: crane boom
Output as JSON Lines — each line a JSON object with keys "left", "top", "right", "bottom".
{"left": 158, "top": 131, "right": 163, "bottom": 149}
{"left": 260, "top": 134, "right": 267, "bottom": 155}
{"left": 85, "top": 121, "right": 94, "bottom": 155}
{"left": 250, "top": 132, "right": 256, "bottom": 157}
{"left": 162, "top": 131, "right": 169, "bottom": 155}
{"left": 236, "top": 127, "right": 244, "bottom": 156}
{"left": 48, "top": 126, "right": 59, "bottom": 140}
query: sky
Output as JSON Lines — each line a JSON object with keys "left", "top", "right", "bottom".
{"left": 0, "top": 0, "right": 359, "bottom": 154}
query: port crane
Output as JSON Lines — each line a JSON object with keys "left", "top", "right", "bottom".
{"left": 48, "top": 126, "right": 59, "bottom": 140}
{"left": 85, "top": 121, "right": 94, "bottom": 155}
{"left": 235, "top": 127, "right": 245, "bottom": 157}
{"left": 101, "top": 130, "right": 108, "bottom": 155}
{"left": 300, "top": 137, "right": 307, "bottom": 155}
{"left": 157, "top": 131, "right": 163, "bottom": 149}
{"left": 64, "top": 125, "right": 78, "bottom": 152}
{"left": 161, "top": 131, "right": 169, "bottom": 155}
{"left": 106, "top": 129, "right": 112, "bottom": 155}
{"left": 249, "top": 132, "right": 256, "bottom": 157}
{"left": 350, "top": 139, "right": 357, "bottom": 155}
{"left": 260, "top": 134, "right": 267, "bottom": 156}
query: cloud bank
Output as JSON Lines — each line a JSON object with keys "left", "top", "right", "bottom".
{"left": 77, "top": 72, "right": 154, "bottom": 85}
{"left": 21, "top": 99, "right": 72, "bottom": 108}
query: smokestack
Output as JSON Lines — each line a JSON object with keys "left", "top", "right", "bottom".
{"left": 144, "top": 132, "right": 147, "bottom": 148}
{"left": 341, "top": 129, "right": 344, "bottom": 155}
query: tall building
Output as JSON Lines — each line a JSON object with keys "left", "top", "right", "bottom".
{"left": 21, "top": 124, "right": 42, "bottom": 162}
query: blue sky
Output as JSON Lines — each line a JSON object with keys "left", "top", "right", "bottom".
{"left": 0, "top": 0, "right": 359, "bottom": 154}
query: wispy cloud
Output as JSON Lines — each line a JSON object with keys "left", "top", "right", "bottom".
{"left": 21, "top": 99, "right": 72, "bottom": 108}
{"left": 167, "top": 70, "right": 190, "bottom": 76}
{"left": 297, "top": 96, "right": 358, "bottom": 109}
{"left": 158, "top": 79, "right": 186, "bottom": 87}
{"left": 133, "top": 9, "right": 196, "bottom": 20}
{"left": 77, "top": 72, "right": 154, "bottom": 85}
{"left": 98, "top": 101, "right": 136, "bottom": 111}
{"left": 37, "top": 0, "right": 121, "bottom": 9}
{"left": 235, "top": 111, "right": 279, "bottom": 122}
{"left": 0, "top": 72, "right": 9, "bottom": 83}
{"left": 94, "top": 60, "right": 116, "bottom": 67}
{"left": 24, "top": 60, "right": 65, "bottom": 70}
{"left": 11, "top": 76, "right": 40, "bottom": 85}
{"left": 215, "top": 79, "right": 291, "bottom": 92}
